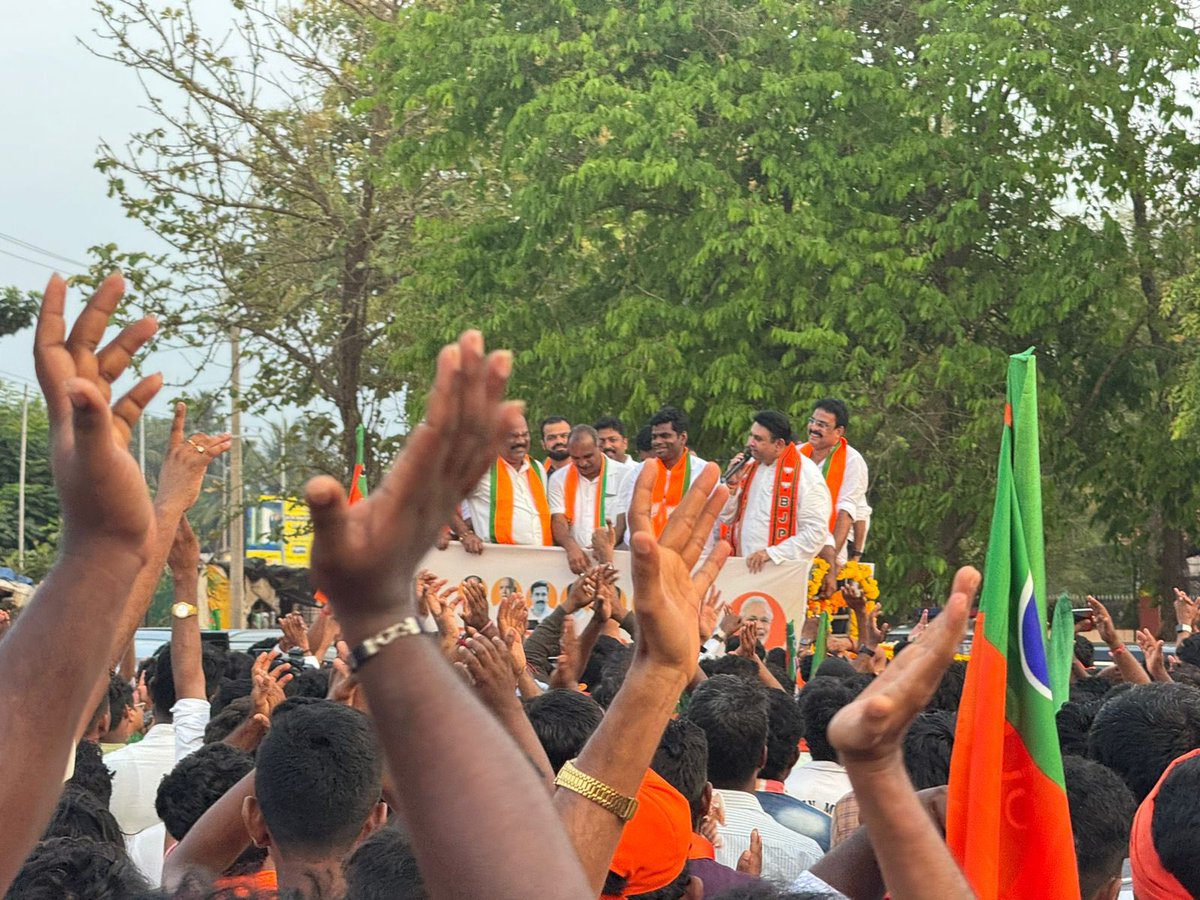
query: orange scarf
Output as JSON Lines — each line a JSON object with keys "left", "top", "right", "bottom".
{"left": 1131, "top": 748, "right": 1200, "bottom": 899}
{"left": 732, "top": 443, "right": 802, "bottom": 553}
{"left": 801, "top": 437, "right": 846, "bottom": 532}
{"left": 650, "top": 453, "right": 692, "bottom": 537}
{"left": 563, "top": 456, "right": 609, "bottom": 531}
{"left": 489, "top": 456, "right": 552, "bottom": 545}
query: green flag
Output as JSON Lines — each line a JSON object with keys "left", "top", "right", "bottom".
{"left": 810, "top": 612, "right": 830, "bottom": 677}
{"left": 1048, "top": 593, "right": 1075, "bottom": 711}
{"left": 785, "top": 620, "right": 797, "bottom": 684}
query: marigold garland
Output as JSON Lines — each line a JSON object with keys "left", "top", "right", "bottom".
{"left": 807, "top": 558, "right": 882, "bottom": 622}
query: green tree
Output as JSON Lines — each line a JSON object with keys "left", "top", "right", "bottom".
{"left": 377, "top": 0, "right": 1200, "bottom": 603}
{"left": 86, "top": 0, "right": 458, "bottom": 482}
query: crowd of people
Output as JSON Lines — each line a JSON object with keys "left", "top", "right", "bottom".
{"left": 1, "top": 272, "right": 1200, "bottom": 900}
{"left": 444, "top": 400, "right": 870, "bottom": 596}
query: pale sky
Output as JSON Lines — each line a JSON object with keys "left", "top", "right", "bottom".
{"left": 1, "top": 1, "right": 249, "bottom": 426}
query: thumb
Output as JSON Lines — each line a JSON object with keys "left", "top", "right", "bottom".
{"left": 64, "top": 377, "right": 113, "bottom": 454}
{"left": 306, "top": 475, "right": 349, "bottom": 561}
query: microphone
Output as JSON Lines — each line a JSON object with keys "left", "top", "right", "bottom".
{"left": 721, "top": 446, "right": 754, "bottom": 484}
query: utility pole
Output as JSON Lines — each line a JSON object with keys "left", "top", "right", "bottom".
{"left": 229, "top": 327, "right": 245, "bottom": 630}
{"left": 17, "top": 386, "right": 28, "bottom": 570}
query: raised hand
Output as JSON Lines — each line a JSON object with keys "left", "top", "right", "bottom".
{"left": 327, "top": 641, "right": 367, "bottom": 712}
{"left": 565, "top": 545, "right": 592, "bottom": 576}
{"left": 34, "top": 272, "right": 162, "bottom": 555}
{"left": 732, "top": 620, "right": 759, "bottom": 660}
{"left": 736, "top": 829, "right": 762, "bottom": 877}
{"left": 167, "top": 516, "right": 200, "bottom": 575}
{"left": 550, "top": 616, "right": 582, "bottom": 691}
{"left": 909, "top": 608, "right": 929, "bottom": 643}
{"left": 698, "top": 587, "right": 725, "bottom": 641}
{"left": 591, "top": 521, "right": 617, "bottom": 565}
{"left": 305, "top": 331, "right": 521, "bottom": 639}
{"left": 1136, "top": 628, "right": 1171, "bottom": 682}
{"left": 564, "top": 569, "right": 599, "bottom": 613}
{"left": 279, "top": 612, "right": 311, "bottom": 655}
{"left": 460, "top": 579, "right": 491, "bottom": 632}
{"left": 1174, "top": 588, "right": 1198, "bottom": 631}
{"left": 1086, "top": 596, "right": 1120, "bottom": 648}
{"left": 457, "top": 634, "right": 520, "bottom": 713}
{"left": 250, "top": 650, "right": 293, "bottom": 725}
{"left": 497, "top": 590, "right": 531, "bottom": 641}
{"left": 627, "top": 461, "right": 731, "bottom": 672}
{"left": 828, "top": 567, "right": 980, "bottom": 767}
{"left": 156, "top": 402, "right": 232, "bottom": 514}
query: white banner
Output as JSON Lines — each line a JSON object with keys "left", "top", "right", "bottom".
{"left": 418, "top": 543, "right": 810, "bottom": 650}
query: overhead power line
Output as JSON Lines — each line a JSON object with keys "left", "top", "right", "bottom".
{"left": 0, "top": 232, "right": 90, "bottom": 270}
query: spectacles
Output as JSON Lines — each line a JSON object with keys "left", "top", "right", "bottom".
{"left": 807, "top": 417, "right": 836, "bottom": 429}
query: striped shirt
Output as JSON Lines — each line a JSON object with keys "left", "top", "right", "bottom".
{"left": 713, "top": 789, "right": 824, "bottom": 886}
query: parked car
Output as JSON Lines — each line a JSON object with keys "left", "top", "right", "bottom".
{"left": 134, "top": 627, "right": 337, "bottom": 663}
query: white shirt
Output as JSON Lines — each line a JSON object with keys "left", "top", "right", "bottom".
{"left": 713, "top": 789, "right": 824, "bottom": 886}
{"left": 801, "top": 442, "right": 868, "bottom": 561}
{"left": 548, "top": 463, "right": 623, "bottom": 548}
{"left": 172, "top": 698, "right": 209, "bottom": 762}
{"left": 107, "top": 723, "right": 178, "bottom": 836}
{"left": 784, "top": 760, "right": 854, "bottom": 816}
{"left": 614, "top": 452, "right": 709, "bottom": 544}
{"left": 720, "top": 452, "right": 831, "bottom": 565}
{"left": 464, "top": 457, "right": 550, "bottom": 545}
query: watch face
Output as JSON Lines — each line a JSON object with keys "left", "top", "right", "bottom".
{"left": 172, "top": 602, "right": 193, "bottom": 618}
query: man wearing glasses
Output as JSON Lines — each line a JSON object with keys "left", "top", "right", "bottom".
{"left": 799, "top": 399, "right": 869, "bottom": 565}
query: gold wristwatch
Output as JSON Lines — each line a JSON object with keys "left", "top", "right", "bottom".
{"left": 172, "top": 602, "right": 198, "bottom": 619}
{"left": 555, "top": 759, "right": 639, "bottom": 821}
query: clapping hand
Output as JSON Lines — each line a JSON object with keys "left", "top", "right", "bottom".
{"left": 34, "top": 272, "right": 162, "bottom": 558}
{"left": 305, "top": 331, "right": 521, "bottom": 642}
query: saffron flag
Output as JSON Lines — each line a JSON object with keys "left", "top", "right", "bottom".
{"left": 945, "top": 349, "right": 1079, "bottom": 898}
{"left": 314, "top": 426, "right": 368, "bottom": 606}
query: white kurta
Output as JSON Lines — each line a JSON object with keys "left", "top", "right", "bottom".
{"left": 464, "top": 457, "right": 549, "bottom": 545}
{"left": 720, "top": 453, "right": 831, "bottom": 566}
{"left": 548, "top": 463, "right": 624, "bottom": 548}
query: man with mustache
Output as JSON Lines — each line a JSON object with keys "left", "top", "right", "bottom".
{"left": 540, "top": 416, "right": 572, "bottom": 477}
{"left": 457, "top": 415, "right": 554, "bottom": 547}
{"left": 799, "top": 399, "right": 869, "bottom": 566}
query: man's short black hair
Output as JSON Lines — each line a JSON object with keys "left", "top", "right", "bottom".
{"left": 590, "top": 646, "right": 634, "bottom": 709}
{"left": 540, "top": 415, "right": 570, "bottom": 436}
{"left": 1063, "top": 755, "right": 1135, "bottom": 899}
{"left": 797, "top": 678, "right": 855, "bottom": 762}
{"left": 149, "top": 642, "right": 228, "bottom": 716}
{"left": 579, "top": 635, "right": 625, "bottom": 693}
{"left": 699, "top": 654, "right": 759, "bottom": 681}
{"left": 1150, "top": 752, "right": 1200, "bottom": 897}
{"left": 156, "top": 743, "right": 255, "bottom": 841}
{"left": 651, "top": 717, "right": 710, "bottom": 825}
{"left": 524, "top": 689, "right": 604, "bottom": 773}
{"left": 1088, "top": 682, "right": 1200, "bottom": 801}
{"left": 105, "top": 673, "right": 134, "bottom": 730}
{"left": 649, "top": 405, "right": 689, "bottom": 435}
{"left": 635, "top": 425, "right": 653, "bottom": 453}
{"left": 903, "top": 710, "right": 955, "bottom": 789}
{"left": 1073, "top": 634, "right": 1095, "bottom": 668}
{"left": 204, "top": 696, "right": 252, "bottom": 744}
{"left": 255, "top": 700, "right": 383, "bottom": 856}
{"left": 286, "top": 666, "right": 331, "bottom": 699}
{"left": 593, "top": 415, "right": 626, "bottom": 436}
{"left": 68, "top": 741, "right": 114, "bottom": 807}
{"left": 1177, "top": 632, "right": 1200, "bottom": 668}
{"left": 762, "top": 689, "right": 804, "bottom": 782}
{"left": 8, "top": 837, "right": 147, "bottom": 898}
{"left": 798, "top": 654, "right": 856, "bottom": 682}
{"left": 343, "top": 825, "right": 426, "bottom": 899}
{"left": 684, "top": 675, "right": 769, "bottom": 787}
{"left": 929, "top": 660, "right": 967, "bottom": 713}
{"left": 1056, "top": 700, "right": 1098, "bottom": 759}
{"left": 1070, "top": 676, "right": 1113, "bottom": 705}
{"left": 44, "top": 785, "right": 125, "bottom": 848}
{"left": 752, "top": 410, "right": 793, "bottom": 444}
{"left": 211, "top": 676, "right": 253, "bottom": 717}
{"left": 812, "top": 399, "right": 849, "bottom": 429}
